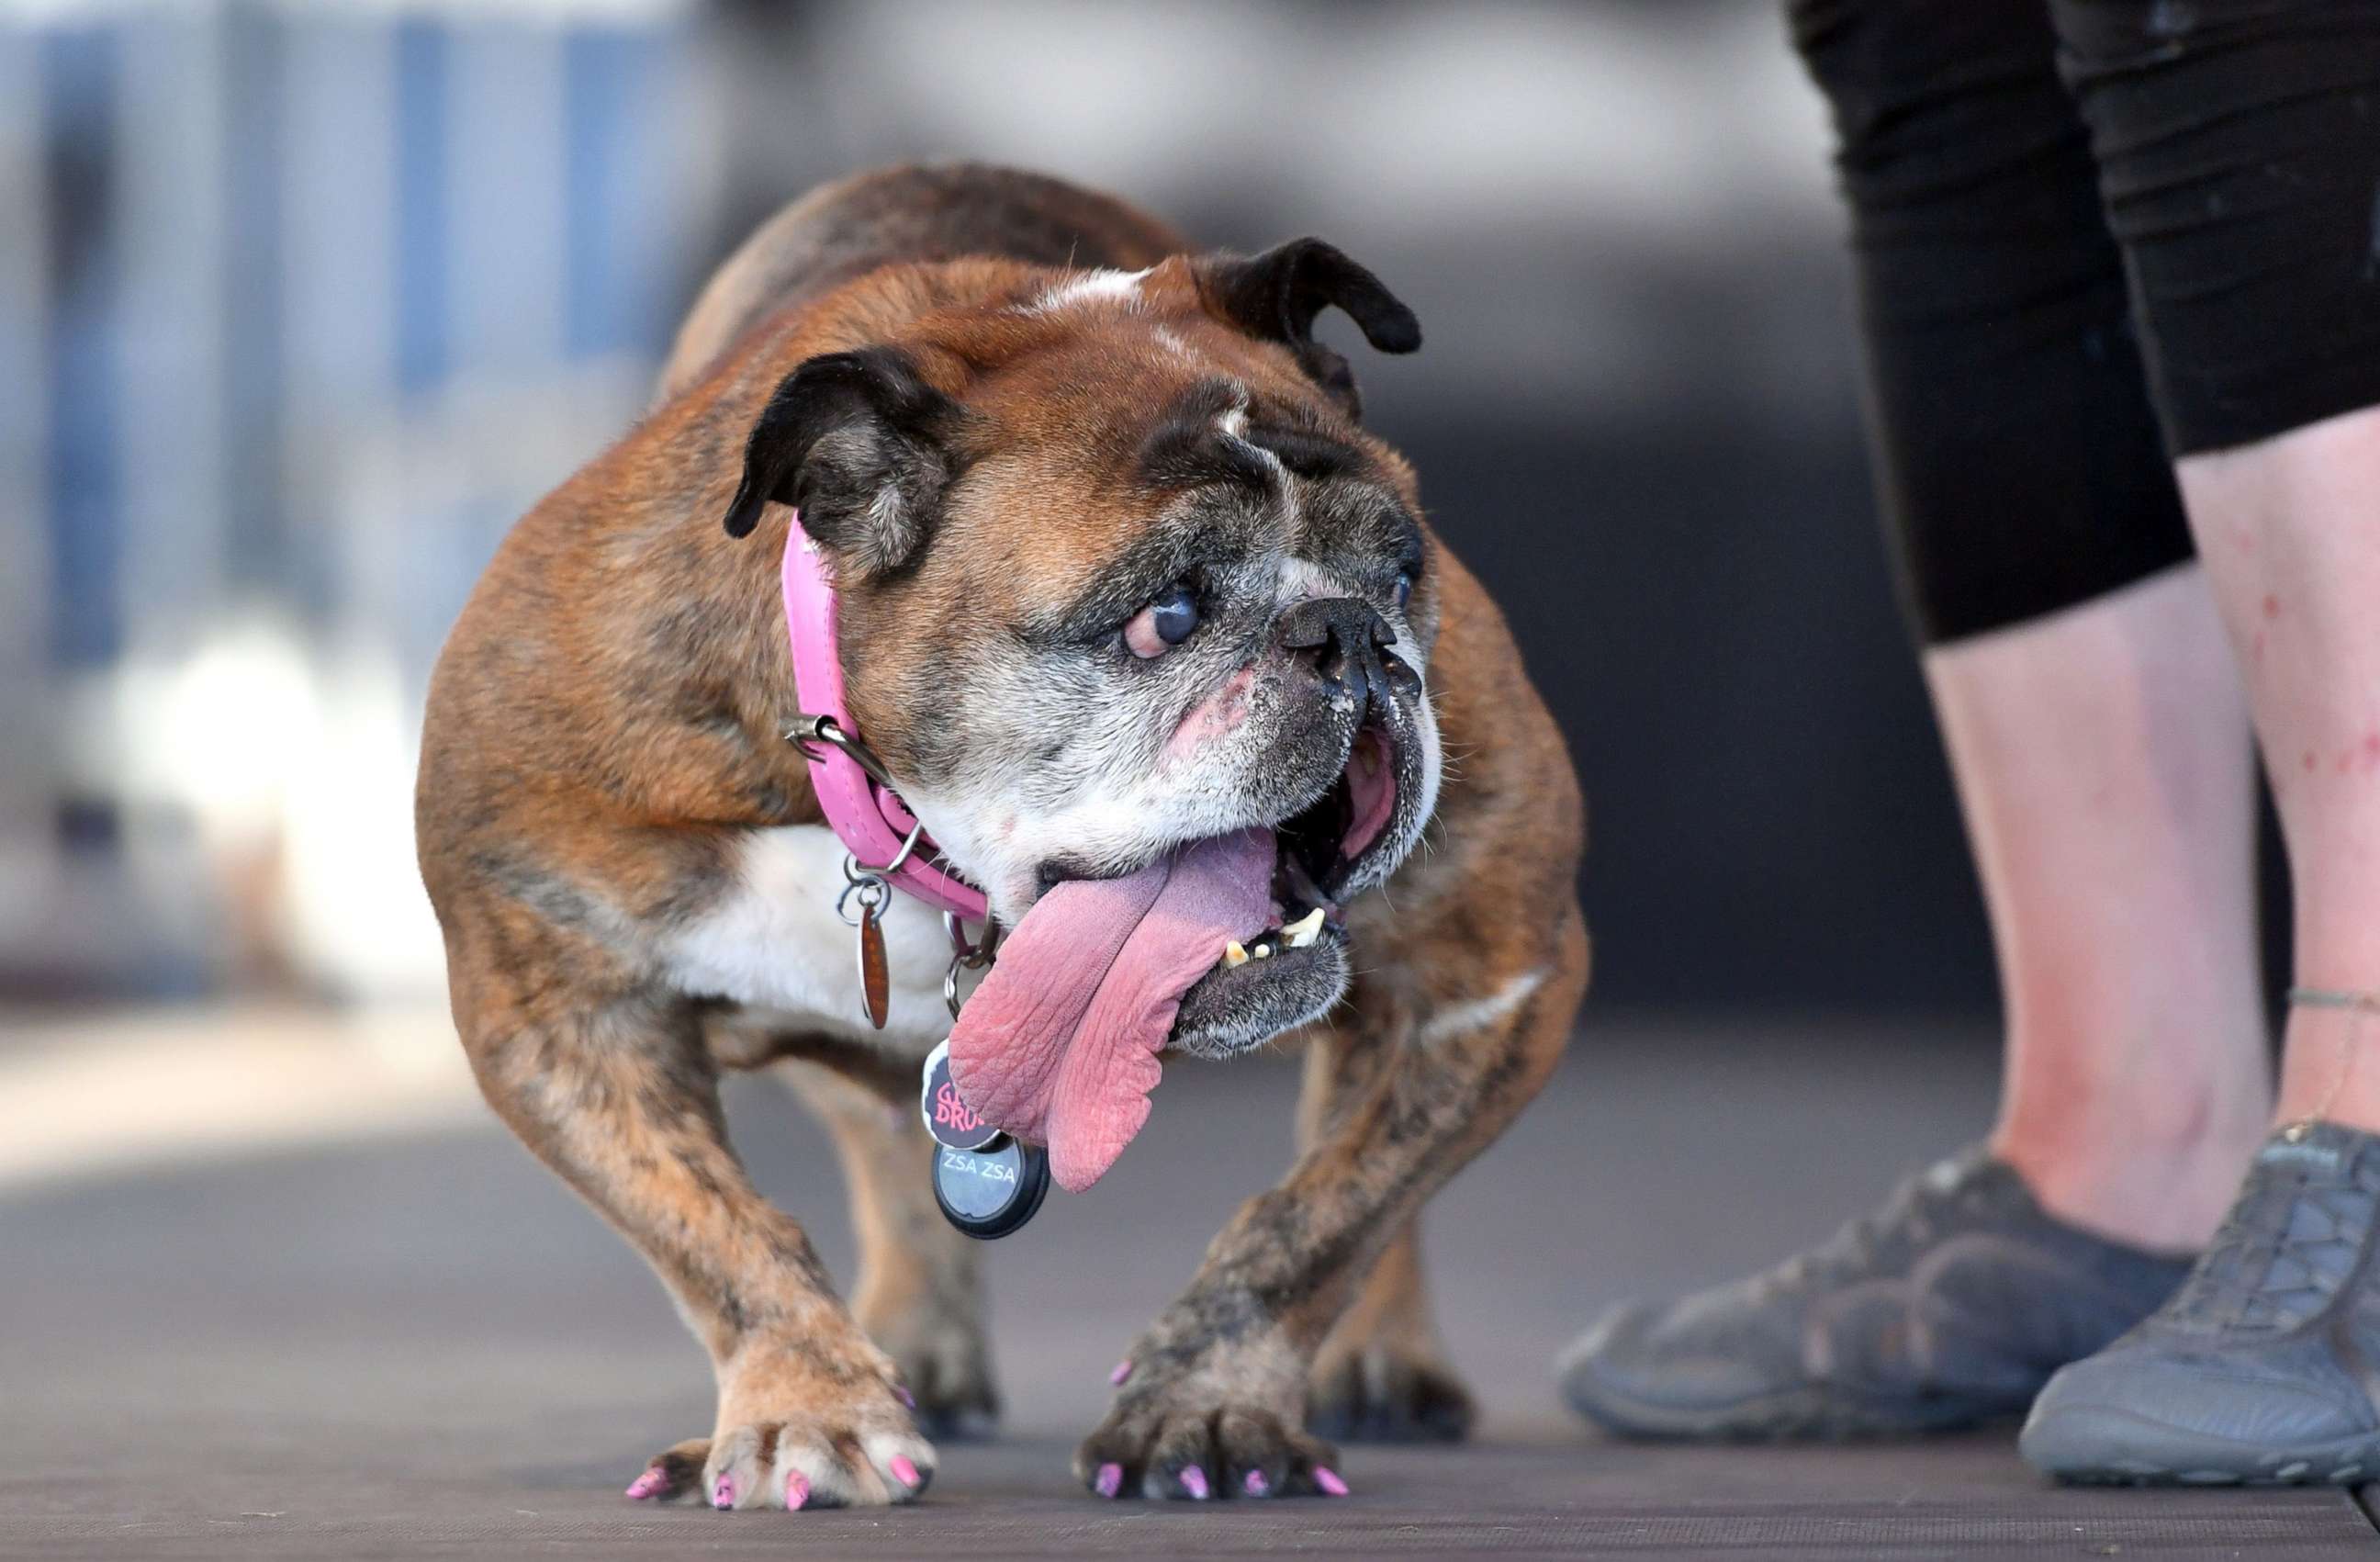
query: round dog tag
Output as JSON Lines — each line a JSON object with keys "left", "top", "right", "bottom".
{"left": 919, "top": 1039, "right": 1049, "bottom": 1239}
{"left": 919, "top": 1039, "right": 1002, "bottom": 1151}
{"left": 930, "top": 1138, "right": 1050, "bottom": 1240}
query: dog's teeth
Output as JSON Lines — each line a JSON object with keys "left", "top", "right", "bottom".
{"left": 1222, "top": 940, "right": 1249, "bottom": 969}
{"left": 1252, "top": 942, "right": 1273, "bottom": 959}
{"left": 1283, "top": 907, "right": 1326, "bottom": 949}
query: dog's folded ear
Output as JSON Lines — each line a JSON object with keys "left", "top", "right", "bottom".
{"left": 1196, "top": 239, "right": 1421, "bottom": 419}
{"left": 720, "top": 346, "right": 964, "bottom": 575}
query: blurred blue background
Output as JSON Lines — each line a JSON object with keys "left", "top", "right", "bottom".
{"left": 0, "top": 0, "right": 2002, "bottom": 1019}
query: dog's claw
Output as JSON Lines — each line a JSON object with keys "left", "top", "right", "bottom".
{"left": 1094, "top": 1462, "right": 1123, "bottom": 1499}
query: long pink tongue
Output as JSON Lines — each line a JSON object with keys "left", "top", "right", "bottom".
{"left": 946, "top": 827, "right": 1274, "bottom": 1191}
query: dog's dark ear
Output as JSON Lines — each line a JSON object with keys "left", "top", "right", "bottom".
{"left": 1196, "top": 238, "right": 1420, "bottom": 418}
{"left": 720, "top": 347, "right": 963, "bottom": 576}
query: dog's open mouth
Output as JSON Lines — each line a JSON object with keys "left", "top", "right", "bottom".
{"left": 1240, "top": 721, "right": 1398, "bottom": 955}
{"left": 944, "top": 722, "right": 1400, "bottom": 1194}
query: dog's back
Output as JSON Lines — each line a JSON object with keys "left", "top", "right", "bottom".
{"left": 660, "top": 163, "right": 1186, "bottom": 403}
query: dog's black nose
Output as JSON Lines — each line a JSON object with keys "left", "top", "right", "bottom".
{"left": 1277, "top": 596, "right": 1393, "bottom": 710}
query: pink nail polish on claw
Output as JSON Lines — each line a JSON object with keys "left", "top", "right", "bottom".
{"left": 1315, "top": 1466, "right": 1350, "bottom": 1497}
{"left": 1109, "top": 1359, "right": 1132, "bottom": 1385}
{"left": 1243, "top": 1469, "right": 1269, "bottom": 1497}
{"left": 1094, "top": 1462, "right": 1123, "bottom": 1499}
{"left": 712, "top": 1474, "right": 735, "bottom": 1510}
{"left": 891, "top": 1455, "right": 921, "bottom": 1489}
{"left": 785, "top": 1471, "right": 809, "bottom": 1511}
{"left": 624, "top": 1468, "right": 666, "bottom": 1500}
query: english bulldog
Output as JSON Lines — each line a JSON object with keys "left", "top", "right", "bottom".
{"left": 416, "top": 163, "right": 1587, "bottom": 1510}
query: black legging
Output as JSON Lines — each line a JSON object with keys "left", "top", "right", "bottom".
{"left": 1790, "top": 0, "right": 2380, "bottom": 643}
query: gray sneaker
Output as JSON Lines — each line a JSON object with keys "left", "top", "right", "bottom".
{"left": 2021, "top": 1122, "right": 2380, "bottom": 1484}
{"left": 1560, "top": 1148, "right": 2193, "bottom": 1439}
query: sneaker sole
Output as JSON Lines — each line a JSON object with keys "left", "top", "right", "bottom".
{"left": 2022, "top": 1401, "right": 2380, "bottom": 1486}
{"left": 1561, "top": 1359, "right": 2025, "bottom": 1443}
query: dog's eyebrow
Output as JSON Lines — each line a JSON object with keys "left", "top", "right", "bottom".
{"left": 1245, "top": 424, "right": 1361, "bottom": 481}
{"left": 1138, "top": 380, "right": 1364, "bottom": 493}
{"left": 1139, "top": 380, "right": 1271, "bottom": 495}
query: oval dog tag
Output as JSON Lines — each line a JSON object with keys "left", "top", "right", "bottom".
{"left": 857, "top": 904, "right": 890, "bottom": 1030}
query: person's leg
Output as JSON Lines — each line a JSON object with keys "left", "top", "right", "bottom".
{"left": 1806, "top": 0, "right": 2271, "bottom": 1229}
{"left": 2011, "top": 0, "right": 2380, "bottom": 1483}
{"left": 2025, "top": 414, "right": 2380, "bottom": 1481}
{"left": 1561, "top": 0, "right": 2250, "bottom": 1441}
{"left": 1937, "top": 567, "right": 2268, "bottom": 1251}
{"left": 2176, "top": 418, "right": 2380, "bottom": 1134}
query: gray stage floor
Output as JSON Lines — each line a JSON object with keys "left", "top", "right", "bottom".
{"left": 5, "top": 1018, "right": 2374, "bottom": 1560}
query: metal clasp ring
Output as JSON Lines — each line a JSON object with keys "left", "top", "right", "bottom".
{"left": 942, "top": 911, "right": 1001, "bottom": 1019}
{"left": 836, "top": 873, "right": 891, "bottom": 927}
{"left": 944, "top": 911, "right": 999, "bottom": 966}
{"left": 836, "top": 818, "right": 923, "bottom": 928}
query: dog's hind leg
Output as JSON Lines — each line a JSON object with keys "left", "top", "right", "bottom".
{"left": 453, "top": 954, "right": 935, "bottom": 1511}
{"left": 779, "top": 1059, "right": 1000, "bottom": 1437}
{"left": 1297, "top": 1028, "right": 1477, "bottom": 1444}
{"left": 1303, "top": 1219, "right": 1476, "bottom": 1443}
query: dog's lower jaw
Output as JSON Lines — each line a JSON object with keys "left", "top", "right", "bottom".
{"left": 1167, "top": 930, "right": 1351, "bottom": 1060}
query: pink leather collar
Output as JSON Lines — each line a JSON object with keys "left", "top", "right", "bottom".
{"left": 782, "top": 513, "right": 989, "bottom": 921}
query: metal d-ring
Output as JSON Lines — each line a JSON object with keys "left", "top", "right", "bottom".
{"left": 839, "top": 816, "right": 926, "bottom": 883}
{"left": 789, "top": 713, "right": 901, "bottom": 792}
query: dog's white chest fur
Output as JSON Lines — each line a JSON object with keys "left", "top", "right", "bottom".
{"left": 663, "top": 825, "right": 959, "bottom": 1050}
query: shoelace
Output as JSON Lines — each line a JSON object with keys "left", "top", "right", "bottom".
{"left": 1767, "top": 1157, "right": 1987, "bottom": 1293}
{"left": 2172, "top": 1145, "right": 2374, "bottom": 1333}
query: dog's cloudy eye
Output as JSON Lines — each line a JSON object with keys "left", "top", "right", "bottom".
{"left": 1395, "top": 571, "right": 1414, "bottom": 612}
{"left": 1124, "top": 584, "right": 1199, "bottom": 658}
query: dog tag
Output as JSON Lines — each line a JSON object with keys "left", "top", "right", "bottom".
{"left": 855, "top": 894, "right": 890, "bottom": 1030}
{"left": 919, "top": 1040, "right": 1001, "bottom": 1151}
{"left": 931, "top": 1138, "right": 1050, "bottom": 1240}
{"left": 919, "top": 1040, "right": 1049, "bottom": 1239}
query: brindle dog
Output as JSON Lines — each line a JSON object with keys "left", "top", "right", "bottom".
{"left": 417, "top": 163, "right": 1586, "bottom": 1510}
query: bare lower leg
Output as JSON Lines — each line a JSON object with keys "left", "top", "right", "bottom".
{"left": 2178, "top": 406, "right": 2380, "bottom": 1135}
{"left": 1929, "top": 565, "right": 2270, "bottom": 1250}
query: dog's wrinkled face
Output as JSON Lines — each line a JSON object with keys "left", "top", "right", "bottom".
{"left": 722, "top": 242, "right": 1440, "bottom": 1056}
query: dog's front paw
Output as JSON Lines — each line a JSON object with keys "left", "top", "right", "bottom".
{"left": 1075, "top": 1326, "right": 1349, "bottom": 1500}
{"left": 625, "top": 1338, "right": 936, "bottom": 1510}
